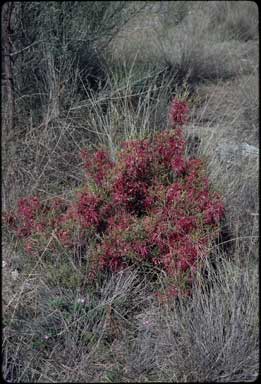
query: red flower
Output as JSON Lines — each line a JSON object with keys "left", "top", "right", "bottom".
{"left": 204, "top": 201, "right": 225, "bottom": 224}
{"left": 3, "top": 212, "right": 17, "bottom": 229}
{"left": 18, "top": 196, "right": 41, "bottom": 221}
{"left": 169, "top": 98, "right": 189, "bottom": 127}
{"left": 177, "top": 216, "right": 196, "bottom": 233}
{"left": 81, "top": 148, "right": 114, "bottom": 185}
{"left": 76, "top": 191, "right": 102, "bottom": 228}
{"left": 134, "top": 242, "right": 149, "bottom": 258}
{"left": 166, "top": 182, "right": 183, "bottom": 203}
{"left": 17, "top": 226, "right": 31, "bottom": 238}
{"left": 171, "top": 157, "right": 186, "bottom": 175}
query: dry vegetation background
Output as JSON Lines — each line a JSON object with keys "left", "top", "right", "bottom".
{"left": 2, "top": 1, "right": 259, "bottom": 382}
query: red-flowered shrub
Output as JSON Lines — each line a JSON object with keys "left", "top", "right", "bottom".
{"left": 169, "top": 98, "right": 189, "bottom": 126}
{"left": 3, "top": 98, "right": 224, "bottom": 297}
{"left": 81, "top": 148, "right": 114, "bottom": 187}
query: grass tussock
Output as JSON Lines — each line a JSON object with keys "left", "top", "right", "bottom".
{"left": 2, "top": 1, "right": 259, "bottom": 382}
{"left": 128, "top": 248, "right": 259, "bottom": 382}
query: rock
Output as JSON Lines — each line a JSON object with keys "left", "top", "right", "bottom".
{"left": 11, "top": 269, "right": 19, "bottom": 280}
{"left": 240, "top": 143, "right": 259, "bottom": 156}
{"left": 216, "top": 142, "right": 259, "bottom": 164}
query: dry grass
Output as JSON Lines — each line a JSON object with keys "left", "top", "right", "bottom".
{"left": 2, "top": 1, "right": 259, "bottom": 382}
{"left": 2, "top": 265, "right": 149, "bottom": 382}
{"left": 2, "top": 240, "right": 258, "bottom": 382}
{"left": 184, "top": 60, "right": 259, "bottom": 240}
{"left": 126, "top": 245, "right": 259, "bottom": 382}
{"left": 207, "top": 1, "right": 258, "bottom": 42}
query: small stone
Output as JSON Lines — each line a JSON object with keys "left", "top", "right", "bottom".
{"left": 216, "top": 141, "right": 259, "bottom": 164}
{"left": 11, "top": 269, "right": 19, "bottom": 280}
{"left": 240, "top": 143, "right": 259, "bottom": 156}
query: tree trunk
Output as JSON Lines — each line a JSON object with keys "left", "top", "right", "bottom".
{"left": 1, "top": 2, "right": 15, "bottom": 136}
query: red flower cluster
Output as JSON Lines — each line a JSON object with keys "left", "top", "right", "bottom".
{"left": 169, "top": 98, "right": 190, "bottom": 126}
{"left": 76, "top": 191, "right": 102, "bottom": 228}
{"left": 3, "top": 98, "right": 225, "bottom": 297}
{"left": 112, "top": 140, "right": 154, "bottom": 215}
{"left": 81, "top": 148, "right": 114, "bottom": 186}
{"left": 12, "top": 196, "right": 44, "bottom": 238}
